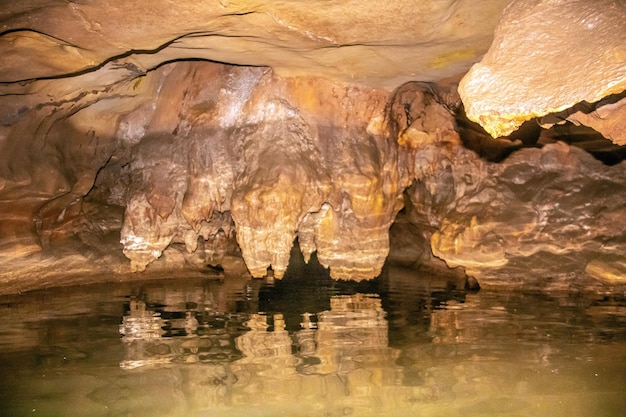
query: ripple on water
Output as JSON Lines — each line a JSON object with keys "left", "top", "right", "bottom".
{"left": 0, "top": 274, "right": 625, "bottom": 417}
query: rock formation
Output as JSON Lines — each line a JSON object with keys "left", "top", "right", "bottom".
{"left": 109, "top": 62, "right": 404, "bottom": 280}
{"left": 459, "top": 0, "right": 626, "bottom": 142}
{"left": 0, "top": 0, "right": 625, "bottom": 293}
{"left": 389, "top": 81, "right": 626, "bottom": 289}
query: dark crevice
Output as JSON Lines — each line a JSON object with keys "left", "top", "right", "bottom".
{"left": 0, "top": 27, "right": 88, "bottom": 49}
{"left": 540, "top": 89, "right": 626, "bottom": 125}
{"left": 455, "top": 104, "right": 625, "bottom": 166}
{"left": 0, "top": 30, "right": 259, "bottom": 85}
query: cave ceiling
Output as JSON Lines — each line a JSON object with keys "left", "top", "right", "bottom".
{"left": 0, "top": 0, "right": 509, "bottom": 87}
{"left": 0, "top": 0, "right": 625, "bottom": 294}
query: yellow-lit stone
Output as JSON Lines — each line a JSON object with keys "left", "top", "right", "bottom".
{"left": 586, "top": 258, "right": 626, "bottom": 285}
{"left": 429, "top": 48, "right": 477, "bottom": 69}
{"left": 459, "top": 0, "right": 626, "bottom": 138}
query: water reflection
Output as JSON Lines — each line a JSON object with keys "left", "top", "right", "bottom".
{"left": 0, "top": 271, "right": 625, "bottom": 417}
{"left": 297, "top": 294, "right": 394, "bottom": 375}
{"left": 119, "top": 293, "right": 245, "bottom": 370}
{"left": 120, "top": 299, "right": 165, "bottom": 340}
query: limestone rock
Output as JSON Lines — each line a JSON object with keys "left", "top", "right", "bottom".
{"left": 109, "top": 61, "right": 406, "bottom": 280}
{"left": 416, "top": 140, "right": 626, "bottom": 288}
{"left": 459, "top": 0, "right": 626, "bottom": 139}
{"left": 230, "top": 97, "right": 328, "bottom": 278}
{"left": 1, "top": 0, "right": 625, "bottom": 292}
{"left": 225, "top": 72, "right": 405, "bottom": 280}
{"left": 0, "top": 0, "right": 510, "bottom": 89}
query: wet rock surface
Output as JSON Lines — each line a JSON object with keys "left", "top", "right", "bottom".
{"left": 421, "top": 141, "right": 626, "bottom": 290}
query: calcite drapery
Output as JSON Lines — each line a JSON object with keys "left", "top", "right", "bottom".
{"left": 82, "top": 71, "right": 626, "bottom": 288}
{"left": 115, "top": 62, "right": 404, "bottom": 280}
{"left": 117, "top": 68, "right": 504, "bottom": 281}
{"left": 230, "top": 97, "right": 329, "bottom": 278}
{"left": 459, "top": 0, "right": 626, "bottom": 141}
{"left": 119, "top": 64, "right": 249, "bottom": 272}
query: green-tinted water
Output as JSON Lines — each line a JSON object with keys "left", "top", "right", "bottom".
{"left": 1, "top": 265, "right": 625, "bottom": 417}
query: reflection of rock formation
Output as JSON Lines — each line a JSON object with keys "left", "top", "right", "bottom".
{"left": 118, "top": 292, "right": 434, "bottom": 414}
{"left": 227, "top": 294, "right": 407, "bottom": 414}
{"left": 118, "top": 284, "right": 246, "bottom": 370}
{"left": 119, "top": 288, "right": 626, "bottom": 415}
{"left": 119, "top": 299, "right": 164, "bottom": 341}
{"left": 119, "top": 299, "right": 169, "bottom": 370}
{"left": 7, "top": 278, "right": 626, "bottom": 417}
{"left": 236, "top": 313, "right": 293, "bottom": 359}
{"left": 231, "top": 312, "right": 300, "bottom": 407}
{"left": 297, "top": 294, "right": 398, "bottom": 381}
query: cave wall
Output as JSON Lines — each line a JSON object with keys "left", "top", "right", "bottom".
{"left": 0, "top": 0, "right": 625, "bottom": 293}
{"left": 0, "top": 60, "right": 448, "bottom": 282}
{"left": 1, "top": 58, "right": 624, "bottom": 293}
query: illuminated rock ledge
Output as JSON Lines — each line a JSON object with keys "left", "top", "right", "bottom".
{"left": 459, "top": 0, "right": 626, "bottom": 143}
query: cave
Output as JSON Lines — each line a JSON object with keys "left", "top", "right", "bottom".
{"left": 1, "top": 1, "right": 625, "bottom": 415}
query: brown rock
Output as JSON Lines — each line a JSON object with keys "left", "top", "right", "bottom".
{"left": 1, "top": 1, "right": 625, "bottom": 292}
{"left": 419, "top": 140, "right": 626, "bottom": 288}
{"left": 0, "top": 0, "right": 509, "bottom": 88}
{"left": 110, "top": 61, "right": 406, "bottom": 280}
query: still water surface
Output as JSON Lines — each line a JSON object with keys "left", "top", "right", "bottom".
{"left": 1, "top": 265, "right": 625, "bottom": 417}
